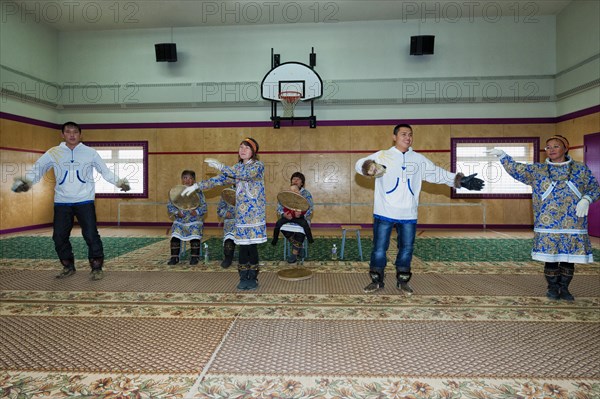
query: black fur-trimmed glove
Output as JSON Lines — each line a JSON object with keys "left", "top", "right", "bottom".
{"left": 456, "top": 173, "right": 484, "bottom": 191}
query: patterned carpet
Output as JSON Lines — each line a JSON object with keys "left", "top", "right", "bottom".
{"left": 1, "top": 233, "right": 599, "bottom": 398}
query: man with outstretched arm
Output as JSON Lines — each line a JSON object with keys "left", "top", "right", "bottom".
{"left": 12, "top": 121, "right": 130, "bottom": 280}
{"left": 355, "top": 123, "right": 484, "bottom": 294}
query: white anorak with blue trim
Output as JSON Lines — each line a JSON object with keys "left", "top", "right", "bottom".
{"left": 26, "top": 142, "right": 120, "bottom": 205}
{"left": 355, "top": 146, "right": 457, "bottom": 222}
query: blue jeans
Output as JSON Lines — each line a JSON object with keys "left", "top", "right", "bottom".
{"left": 53, "top": 202, "right": 103, "bottom": 261}
{"left": 370, "top": 217, "right": 416, "bottom": 273}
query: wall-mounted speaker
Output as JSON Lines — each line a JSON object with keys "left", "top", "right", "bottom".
{"left": 155, "top": 43, "right": 177, "bottom": 62}
{"left": 410, "top": 35, "right": 435, "bottom": 56}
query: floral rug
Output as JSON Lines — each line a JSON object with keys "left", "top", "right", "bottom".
{"left": 1, "top": 234, "right": 599, "bottom": 398}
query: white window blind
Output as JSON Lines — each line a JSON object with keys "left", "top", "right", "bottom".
{"left": 454, "top": 140, "right": 536, "bottom": 196}
{"left": 89, "top": 144, "right": 146, "bottom": 195}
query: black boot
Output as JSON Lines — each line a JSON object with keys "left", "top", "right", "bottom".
{"left": 221, "top": 239, "right": 235, "bottom": 268}
{"left": 396, "top": 271, "right": 414, "bottom": 295}
{"left": 56, "top": 258, "right": 76, "bottom": 279}
{"left": 559, "top": 263, "right": 575, "bottom": 301}
{"left": 167, "top": 238, "right": 180, "bottom": 265}
{"left": 190, "top": 239, "right": 201, "bottom": 266}
{"left": 90, "top": 257, "right": 104, "bottom": 281}
{"left": 364, "top": 269, "right": 385, "bottom": 293}
{"left": 544, "top": 263, "right": 560, "bottom": 300}
{"left": 237, "top": 265, "right": 259, "bottom": 290}
{"left": 245, "top": 267, "right": 259, "bottom": 291}
{"left": 237, "top": 266, "right": 250, "bottom": 290}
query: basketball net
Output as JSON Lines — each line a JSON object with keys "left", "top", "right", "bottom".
{"left": 279, "top": 91, "right": 301, "bottom": 118}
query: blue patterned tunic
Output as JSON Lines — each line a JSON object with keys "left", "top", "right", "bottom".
{"left": 198, "top": 160, "right": 267, "bottom": 245}
{"left": 217, "top": 197, "right": 236, "bottom": 243}
{"left": 167, "top": 191, "right": 207, "bottom": 241}
{"left": 500, "top": 154, "right": 600, "bottom": 263}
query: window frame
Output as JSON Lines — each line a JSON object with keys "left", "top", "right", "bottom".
{"left": 451, "top": 137, "right": 540, "bottom": 199}
{"left": 84, "top": 141, "right": 149, "bottom": 199}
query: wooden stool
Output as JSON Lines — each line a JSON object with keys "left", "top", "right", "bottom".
{"left": 340, "top": 225, "right": 363, "bottom": 261}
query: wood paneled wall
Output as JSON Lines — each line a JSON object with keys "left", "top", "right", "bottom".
{"left": 2, "top": 113, "right": 598, "bottom": 232}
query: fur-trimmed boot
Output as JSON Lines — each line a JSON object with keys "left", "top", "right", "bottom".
{"left": 56, "top": 258, "right": 76, "bottom": 279}
{"left": 558, "top": 263, "right": 575, "bottom": 301}
{"left": 221, "top": 239, "right": 235, "bottom": 268}
{"left": 237, "top": 265, "right": 259, "bottom": 290}
{"left": 544, "top": 262, "right": 560, "bottom": 300}
{"left": 364, "top": 269, "right": 385, "bottom": 293}
{"left": 245, "top": 267, "right": 259, "bottom": 291}
{"left": 90, "top": 257, "right": 104, "bottom": 281}
{"left": 167, "top": 238, "right": 180, "bottom": 265}
{"left": 190, "top": 239, "right": 201, "bottom": 266}
{"left": 396, "top": 271, "right": 414, "bottom": 295}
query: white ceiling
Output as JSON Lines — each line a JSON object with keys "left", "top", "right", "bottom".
{"left": 7, "top": 0, "right": 574, "bottom": 31}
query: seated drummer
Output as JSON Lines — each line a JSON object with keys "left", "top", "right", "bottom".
{"left": 167, "top": 170, "right": 207, "bottom": 266}
{"left": 272, "top": 172, "right": 314, "bottom": 263}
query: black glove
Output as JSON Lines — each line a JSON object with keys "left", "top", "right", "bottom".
{"left": 460, "top": 173, "right": 484, "bottom": 191}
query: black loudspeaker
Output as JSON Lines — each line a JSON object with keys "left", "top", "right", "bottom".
{"left": 155, "top": 43, "right": 177, "bottom": 62}
{"left": 410, "top": 35, "right": 435, "bottom": 56}
{"left": 273, "top": 54, "right": 280, "bottom": 67}
{"left": 309, "top": 53, "right": 316, "bottom": 67}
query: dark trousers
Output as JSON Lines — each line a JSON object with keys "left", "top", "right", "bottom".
{"left": 53, "top": 202, "right": 103, "bottom": 261}
{"left": 238, "top": 244, "right": 259, "bottom": 265}
{"left": 273, "top": 217, "right": 313, "bottom": 243}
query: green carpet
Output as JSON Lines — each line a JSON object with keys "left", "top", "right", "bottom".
{"left": 413, "top": 238, "right": 533, "bottom": 262}
{"left": 0, "top": 237, "right": 164, "bottom": 260}
{"left": 198, "top": 237, "right": 370, "bottom": 262}
{"left": 414, "top": 238, "right": 600, "bottom": 262}
{"left": 3, "top": 236, "right": 598, "bottom": 263}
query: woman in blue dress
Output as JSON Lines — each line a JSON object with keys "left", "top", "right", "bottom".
{"left": 489, "top": 135, "right": 600, "bottom": 301}
{"left": 183, "top": 138, "right": 266, "bottom": 290}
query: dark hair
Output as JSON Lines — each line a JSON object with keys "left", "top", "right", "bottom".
{"left": 181, "top": 170, "right": 196, "bottom": 180}
{"left": 239, "top": 137, "right": 260, "bottom": 161}
{"left": 61, "top": 121, "right": 81, "bottom": 133}
{"left": 393, "top": 123, "right": 412, "bottom": 135}
{"left": 290, "top": 172, "right": 306, "bottom": 188}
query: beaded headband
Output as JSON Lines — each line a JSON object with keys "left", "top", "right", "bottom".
{"left": 242, "top": 138, "right": 257, "bottom": 153}
{"left": 546, "top": 135, "right": 569, "bottom": 149}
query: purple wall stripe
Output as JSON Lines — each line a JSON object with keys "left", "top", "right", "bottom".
{"left": 2, "top": 104, "right": 597, "bottom": 131}
{"left": 556, "top": 105, "right": 600, "bottom": 122}
{"left": 0, "top": 223, "right": 53, "bottom": 235}
{"left": 0, "top": 112, "right": 59, "bottom": 129}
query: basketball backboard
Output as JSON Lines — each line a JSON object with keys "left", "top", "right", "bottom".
{"left": 261, "top": 62, "right": 323, "bottom": 102}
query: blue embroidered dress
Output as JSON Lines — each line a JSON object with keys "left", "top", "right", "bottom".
{"left": 167, "top": 191, "right": 207, "bottom": 241}
{"left": 500, "top": 154, "right": 600, "bottom": 263}
{"left": 217, "top": 197, "right": 236, "bottom": 243}
{"left": 198, "top": 160, "right": 267, "bottom": 245}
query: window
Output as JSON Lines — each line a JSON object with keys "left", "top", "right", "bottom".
{"left": 85, "top": 141, "right": 148, "bottom": 198}
{"left": 451, "top": 137, "right": 539, "bottom": 199}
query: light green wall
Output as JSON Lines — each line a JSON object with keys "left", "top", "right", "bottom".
{"left": 1, "top": 4, "right": 597, "bottom": 124}
{"left": 555, "top": 0, "right": 600, "bottom": 115}
{"left": 0, "top": 1, "right": 59, "bottom": 121}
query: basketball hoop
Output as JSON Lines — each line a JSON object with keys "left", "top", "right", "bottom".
{"left": 279, "top": 91, "right": 302, "bottom": 118}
